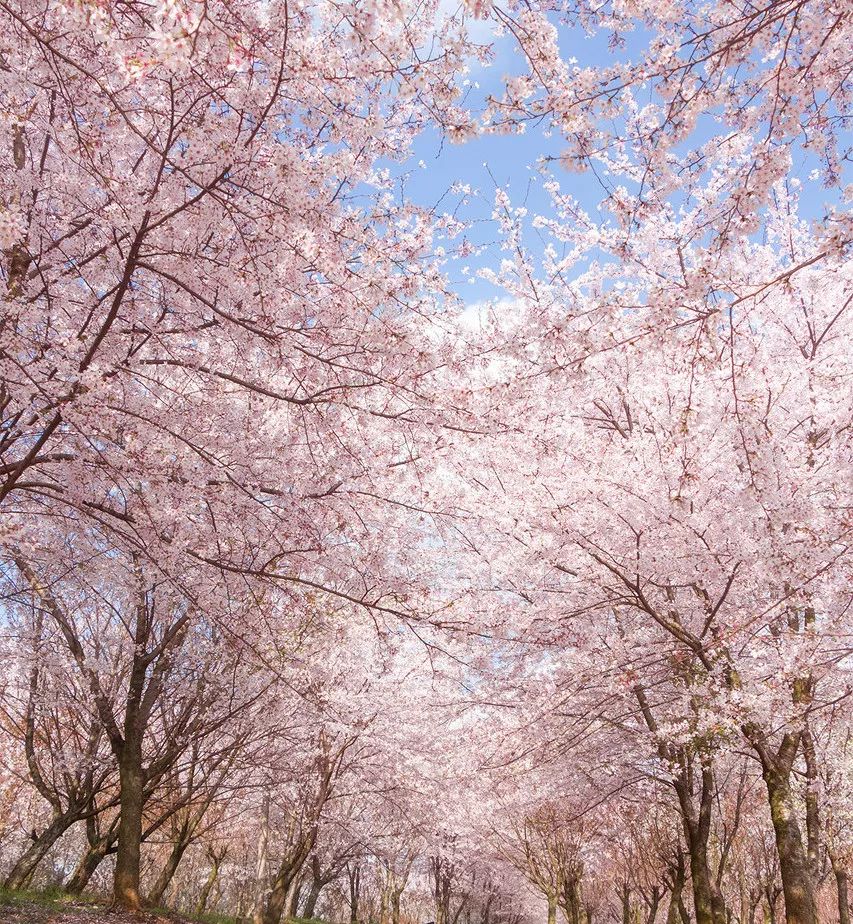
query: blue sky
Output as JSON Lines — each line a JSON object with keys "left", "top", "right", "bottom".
{"left": 403, "top": 22, "right": 615, "bottom": 306}
{"left": 375, "top": 11, "right": 850, "bottom": 309}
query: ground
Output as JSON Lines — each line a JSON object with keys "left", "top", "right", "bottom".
{"left": 0, "top": 891, "right": 226, "bottom": 924}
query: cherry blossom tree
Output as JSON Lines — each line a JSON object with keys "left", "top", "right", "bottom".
{"left": 0, "top": 2, "right": 851, "bottom": 923}
{"left": 463, "top": 194, "right": 853, "bottom": 922}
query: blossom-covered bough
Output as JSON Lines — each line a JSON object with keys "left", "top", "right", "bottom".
{"left": 0, "top": 0, "right": 484, "bottom": 909}
{"left": 0, "top": 0, "right": 851, "bottom": 922}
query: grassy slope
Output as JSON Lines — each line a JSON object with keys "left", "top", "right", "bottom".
{"left": 0, "top": 889, "right": 239, "bottom": 924}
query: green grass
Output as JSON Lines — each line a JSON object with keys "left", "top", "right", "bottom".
{"left": 150, "top": 907, "right": 240, "bottom": 924}
{"left": 0, "top": 886, "right": 101, "bottom": 907}
{"left": 0, "top": 889, "right": 336, "bottom": 924}
{"left": 148, "top": 907, "right": 236, "bottom": 924}
{"left": 0, "top": 887, "right": 231, "bottom": 921}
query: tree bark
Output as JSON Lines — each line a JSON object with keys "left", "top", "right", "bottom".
{"left": 148, "top": 836, "right": 190, "bottom": 906}
{"left": 13, "top": 556, "right": 197, "bottom": 913}
{"left": 252, "top": 793, "right": 272, "bottom": 924}
{"left": 113, "top": 742, "right": 145, "bottom": 911}
{"left": 834, "top": 860, "right": 851, "bottom": 924}
{"left": 762, "top": 766, "right": 817, "bottom": 924}
{"left": 348, "top": 864, "right": 360, "bottom": 924}
{"left": 645, "top": 887, "right": 661, "bottom": 924}
{"left": 3, "top": 812, "right": 78, "bottom": 891}
{"left": 286, "top": 875, "right": 304, "bottom": 919}
{"left": 665, "top": 893, "right": 681, "bottom": 924}
{"left": 684, "top": 836, "right": 724, "bottom": 924}
{"left": 263, "top": 833, "right": 320, "bottom": 924}
{"left": 800, "top": 726, "right": 821, "bottom": 885}
{"left": 263, "top": 863, "right": 300, "bottom": 924}
{"left": 196, "top": 849, "right": 225, "bottom": 915}
{"left": 665, "top": 855, "right": 686, "bottom": 924}
{"left": 674, "top": 764, "right": 727, "bottom": 924}
{"left": 303, "top": 879, "right": 324, "bottom": 920}
{"left": 380, "top": 883, "right": 390, "bottom": 924}
{"left": 621, "top": 885, "right": 631, "bottom": 924}
{"left": 634, "top": 688, "right": 725, "bottom": 924}
{"left": 548, "top": 892, "right": 558, "bottom": 924}
{"left": 65, "top": 828, "right": 117, "bottom": 894}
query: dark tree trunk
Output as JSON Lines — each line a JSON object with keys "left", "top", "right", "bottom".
{"left": 13, "top": 553, "right": 194, "bottom": 914}
{"left": 666, "top": 855, "right": 686, "bottom": 924}
{"left": 3, "top": 812, "right": 77, "bottom": 891}
{"left": 743, "top": 619, "right": 818, "bottom": 924}
{"left": 348, "top": 864, "right": 360, "bottom": 924}
{"left": 113, "top": 742, "right": 145, "bottom": 911}
{"left": 800, "top": 727, "right": 821, "bottom": 885}
{"left": 834, "top": 860, "right": 851, "bottom": 924}
{"left": 263, "top": 860, "right": 305, "bottom": 924}
{"left": 148, "top": 836, "right": 190, "bottom": 906}
{"left": 559, "top": 870, "right": 583, "bottom": 924}
{"left": 762, "top": 767, "right": 817, "bottom": 924}
{"left": 685, "top": 838, "right": 724, "bottom": 924}
{"left": 65, "top": 830, "right": 117, "bottom": 894}
{"left": 66, "top": 812, "right": 120, "bottom": 895}
{"left": 675, "top": 765, "right": 727, "bottom": 924}
{"left": 634, "top": 689, "right": 724, "bottom": 924}
{"left": 621, "top": 884, "right": 631, "bottom": 924}
{"left": 263, "top": 873, "right": 291, "bottom": 924}
{"left": 287, "top": 876, "right": 304, "bottom": 918}
{"left": 646, "top": 886, "right": 661, "bottom": 924}
{"left": 764, "top": 889, "right": 779, "bottom": 924}
{"left": 196, "top": 850, "right": 225, "bottom": 915}
{"left": 303, "top": 880, "right": 324, "bottom": 920}
{"left": 252, "top": 792, "right": 272, "bottom": 924}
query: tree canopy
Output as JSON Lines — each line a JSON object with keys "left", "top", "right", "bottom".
{"left": 0, "top": 1, "right": 850, "bottom": 923}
